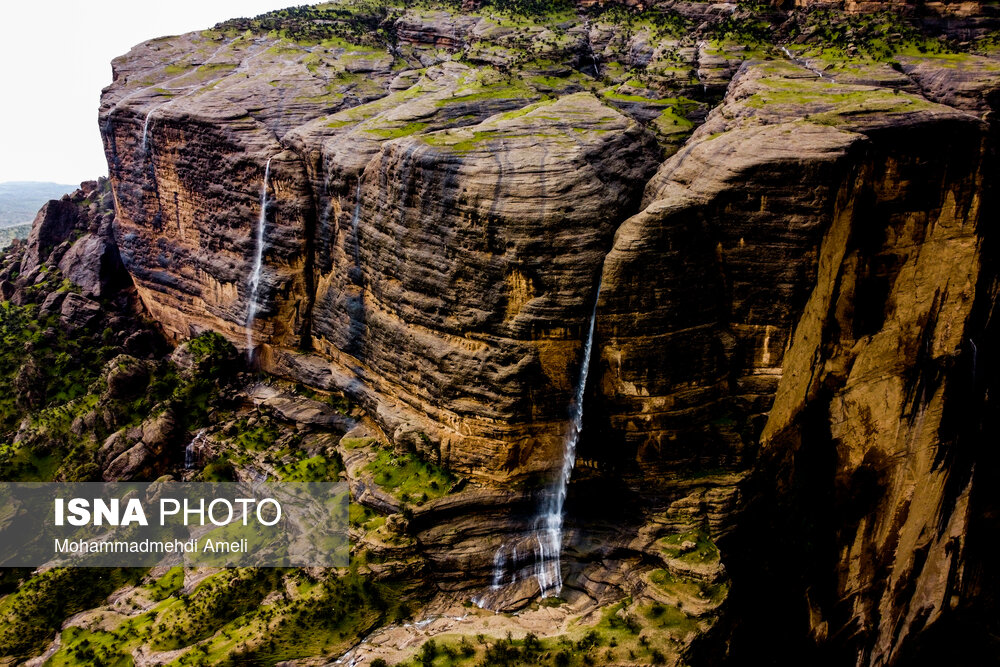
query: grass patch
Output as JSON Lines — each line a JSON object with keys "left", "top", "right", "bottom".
{"left": 363, "top": 447, "right": 455, "bottom": 505}
{"left": 278, "top": 453, "right": 342, "bottom": 481}
{"left": 148, "top": 567, "right": 185, "bottom": 601}
{"left": 364, "top": 121, "right": 429, "bottom": 139}
{"left": 649, "top": 569, "right": 728, "bottom": 605}
{"left": 659, "top": 529, "right": 719, "bottom": 564}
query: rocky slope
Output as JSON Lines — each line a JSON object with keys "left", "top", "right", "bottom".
{"left": 1, "top": 0, "right": 999, "bottom": 665}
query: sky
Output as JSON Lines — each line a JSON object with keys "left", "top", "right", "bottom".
{"left": 0, "top": 0, "right": 304, "bottom": 185}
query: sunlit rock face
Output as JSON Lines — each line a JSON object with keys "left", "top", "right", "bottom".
{"left": 99, "top": 13, "right": 679, "bottom": 482}
{"left": 98, "top": 1, "right": 1000, "bottom": 660}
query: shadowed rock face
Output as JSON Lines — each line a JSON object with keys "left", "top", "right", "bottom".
{"left": 580, "top": 58, "right": 998, "bottom": 664}
{"left": 96, "top": 2, "right": 1000, "bottom": 660}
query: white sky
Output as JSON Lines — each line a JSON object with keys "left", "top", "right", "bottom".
{"left": 0, "top": 0, "right": 305, "bottom": 185}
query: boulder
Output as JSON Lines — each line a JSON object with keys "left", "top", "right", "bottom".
{"left": 57, "top": 231, "right": 127, "bottom": 297}
{"left": 104, "top": 355, "right": 150, "bottom": 400}
{"left": 20, "top": 199, "right": 81, "bottom": 275}
{"left": 103, "top": 443, "right": 152, "bottom": 481}
{"left": 59, "top": 293, "right": 102, "bottom": 329}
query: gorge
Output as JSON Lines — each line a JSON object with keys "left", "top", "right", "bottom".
{"left": 0, "top": 0, "right": 999, "bottom": 665}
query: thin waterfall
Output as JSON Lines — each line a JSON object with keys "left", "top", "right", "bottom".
{"left": 485, "top": 280, "right": 602, "bottom": 601}
{"left": 141, "top": 109, "right": 155, "bottom": 152}
{"left": 533, "top": 280, "right": 601, "bottom": 596}
{"left": 185, "top": 430, "right": 205, "bottom": 469}
{"left": 779, "top": 45, "right": 830, "bottom": 80}
{"left": 587, "top": 42, "right": 600, "bottom": 77}
{"left": 583, "top": 20, "right": 600, "bottom": 77}
{"left": 246, "top": 158, "right": 271, "bottom": 363}
{"left": 351, "top": 179, "right": 362, "bottom": 266}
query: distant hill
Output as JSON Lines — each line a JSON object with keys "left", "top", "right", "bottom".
{"left": 0, "top": 181, "right": 76, "bottom": 228}
{"left": 0, "top": 223, "right": 32, "bottom": 249}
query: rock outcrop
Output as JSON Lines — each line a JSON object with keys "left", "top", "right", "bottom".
{"left": 90, "top": 2, "right": 1000, "bottom": 662}
{"left": 99, "top": 17, "right": 677, "bottom": 481}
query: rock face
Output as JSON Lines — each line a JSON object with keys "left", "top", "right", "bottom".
{"left": 94, "top": 2, "right": 1000, "bottom": 662}
{"left": 99, "top": 17, "right": 673, "bottom": 481}
{"left": 598, "top": 57, "right": 999, "bottom": 665}
{"left": 0, "top": 179, "right": 129, "bottom": 305}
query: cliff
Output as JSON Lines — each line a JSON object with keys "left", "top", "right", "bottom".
{"left": 32, "top": 0, "right": 995, "bottom": 664}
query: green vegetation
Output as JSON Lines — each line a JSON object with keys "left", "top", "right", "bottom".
{"left": 216, "top": 3, "right": 401, "bottom": 48}
{"left": 278, "top": 453, "right": 342, "bottom": 481}
{"left": 364, "top": 446, "right": 455, "bottom": 505}
{"left": 791, "top": 9, "right": 954, "bottom": 61}
{"left": 654, "top": 106, "right": 695, "bottom": 139}
{"left": 642, "top": 601, "right": 701, "bottom": 636}
{"left": 711, "top": 0, "right": 773, "bottom": 47}
{"left": 0, "top": 567, "right": 147, "bottom": 660}
{"left": 499, "top": 99, "right": 556, "bottom": 120}
{"left": 364, "top": 121, "right": 429, "bottom": 139}
{"left": 150, "top": 569, "right": 283, "bottom": 650}
{"left": 342, "top": 435, "right": 376, "bottom": 450}
{"left": 228, "top": 416, "right": 281, "bottom": 451}
{"left": 649, "top": 569, "right": 728, "bottom": 605}
{"left": 199, "top": 456, "right": 236, "bottom": 482}
{"left": 421, "top": 129, "right": 516, "bottom": 153}
{"left": 148, "top": 567, "right": 186, "bottom": 601}
{"left": 0, "top": 296, "right": 117, "bottom": 481}
{"left": 350, "top": 502, "right": 386, "bottom": 532}
{"left": 744, "top": 74, "right": 936, "bottom": 124}
{"left": 435, "top": 70, "right": 536, "bottom": 108}
{"left": 659, "top": 529, "right": 719, "bottom": 564}
{"left": 601, "top": 90, "right": 678, "bottom": 105}
{"left": 587, "top": 3, "right": 691, "bottom": 41}
{"left": 0, "top": 289, "right": 233, "bottom": 481}
{"left": 39, "top": 568, "right": 417, "bottom": 667}
{"left": 395, "top": 600, "right": 682, "bottom": 666}
{"left": 164, "top": 63, "right": 193, "bottom": 75}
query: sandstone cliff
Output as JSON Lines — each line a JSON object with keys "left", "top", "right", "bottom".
{"left": 90, "top": 1, "right": 1000, "bottom": 663}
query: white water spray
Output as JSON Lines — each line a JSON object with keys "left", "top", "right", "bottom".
{"left": 780, "top": 46, "right": 830, "bottom": 80}
{"left": 485, "top": 281, "right": 602, "bottom": 602}
{"left": 246, "top": 158, "right": 271, "bottom": 363}
{"left": 141, "top": 109, "right": 155, "bottom": 152}
{"left": 185, "top": 430, "right": 205, "bottom": 469}
{"left": 534, "top": 281, "right": 601, "bottom": 596}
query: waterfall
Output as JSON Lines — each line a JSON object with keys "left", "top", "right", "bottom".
{"left": 351, "top": 178, "right": 362, "bottom": 266}
{"left": 779, "top": 45, "right": 830, "bottom": 80}
{"left": 533, "top": 280, "right": 601, "bottom": 597}
{"left": 587, "top": 44, "right": 600, "bottom": 77}
{"left": 185, "top": 430, "right": 205, "bottom": 469}
{"left": 483, "top": 280, "right": 602, "bottom": 603}
{"left": 246, "top": 158, "right": 271, "bottom": 363}
{"left": 141, "top": 109, "right": 155, "bottom": 152}
{"left": 583, "top": 21, "right": 600, "bottom": 77}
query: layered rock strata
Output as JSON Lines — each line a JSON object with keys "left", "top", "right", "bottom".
{"left": 96, "top": 3, "right": 1000, "bottom": 660}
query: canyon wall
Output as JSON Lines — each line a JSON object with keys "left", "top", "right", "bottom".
{"left": 97, "top": 2, "right": 1000, "bottom": 662}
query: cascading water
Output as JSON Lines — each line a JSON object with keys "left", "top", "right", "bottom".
{"left": 583, "top": 20, "right": 600, "bottom": 77}
{"left": 245, "top": 158, "right": 271, "bottom": 363}
{"left": 185, "top": 430, "right": 205, "bottom": 469}
{"left": 485, "top": 280, "right": 603, "bottom": 603}
{"left": 533, "top": 280, "right": 601, "bottom": 597}
{"left": 779, "top": 45, "right": 830, "bottom": 80}
{"left": 351, "top": 179, "right": 362, "bottom": 266}
{"left": 141, "top": 109, "right": 155, "bottom": 152}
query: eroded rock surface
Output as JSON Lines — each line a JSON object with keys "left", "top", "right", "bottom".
{"left": 89, "top": 1, "right": 1000, "bottom": 663}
